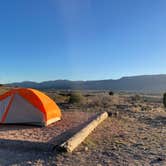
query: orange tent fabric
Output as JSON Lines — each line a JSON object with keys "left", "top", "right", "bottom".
{"left": 0, "top": 88, "right": 61, "bottom": 126}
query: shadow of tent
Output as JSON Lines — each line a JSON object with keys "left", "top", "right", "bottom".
{"left": 0, "top": 124, "right": 40, "bottom": 132}
{"left": 0, "top": 139, "right": 53, "bottom": 152}
{"left": 0, "top": 113, "right": 100, "bottom": 165}
{"left": 0, "top": 113, "right": 99, "bottom": 153}
{"left": 0, "top": 139, "right": 57, "bottom": 165}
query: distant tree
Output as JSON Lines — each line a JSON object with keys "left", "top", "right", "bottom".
{"left": 163, "top": 92, "right": 166, "bottom": 108}
{"left": 0, "top": 84, "right": 3, "bottom": 87}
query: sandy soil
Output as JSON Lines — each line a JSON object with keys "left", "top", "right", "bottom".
{"left": 0, "top": 91, "right": 165, "bottom": 166}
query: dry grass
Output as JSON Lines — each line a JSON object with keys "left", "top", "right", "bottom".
{"left": 0, "top": 86, "right": 12, "bottom": 95}
{"left": 45, "top": 91, "right": 68, "bottom": 104}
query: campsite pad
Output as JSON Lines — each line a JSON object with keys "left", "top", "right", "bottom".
{"left": 0, "top": 111, "right": 96, "bottom": 151}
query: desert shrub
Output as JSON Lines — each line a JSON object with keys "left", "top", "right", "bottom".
{"left": 135, "top": 94, "right": 141, "bottom": 100}
{"left": 69, "top": 91, "right": 84, "bottom": 104}
{"left": 131, "top": 94, "right": 141, "bottom": 101}
{"left": 0, "top": 87, "right": 12, "bottom": 95}
{"left": 109, "top": 91, "right": 114, "bottom": 96}
{"left": 86, "top": 95, "right": 120, "bottom": 109}
{"left": 58, "top": 92, "right": 71, "bottom": 97}
{"left": 163, "top": 92, "right": 166, "bottom": 108}
{"left": 46, "top": 92, "right": 68, "bottom": 103}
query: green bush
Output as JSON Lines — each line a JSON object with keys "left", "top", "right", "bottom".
{"left": 163, "top": 92, "right": 166, "bottom": 108}
{"left": 69, "top": 92, "right": 84, "bottom": 104}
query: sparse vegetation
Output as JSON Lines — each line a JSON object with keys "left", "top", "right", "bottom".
{"left": 0, "top": 88, "right": 165, "bottom": 165}
{"left": 69, "top": 91, "right": 85, "bottom": 104}
{"left": 58, "top": 92, "right": 71, "bottom": 97}
{"left": 45, "top": 91, "right": 68, "bottom": 103}
{"left": 0, "top": 86, "right": 12, "bottom": 95}
{"left": 131, "top": 94, "right": 141, "bottom": 101}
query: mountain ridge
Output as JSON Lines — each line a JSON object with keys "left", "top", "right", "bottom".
{"left": 6, "top": 74, "right": 166, "bottom": 92}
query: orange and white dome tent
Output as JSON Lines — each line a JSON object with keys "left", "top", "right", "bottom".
{"left": 0, "top": 88, "right": 61, "bottom": 126}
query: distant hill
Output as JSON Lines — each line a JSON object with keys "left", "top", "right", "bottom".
{"left": 6, "top": 74, "right": 166, "bottom": 93}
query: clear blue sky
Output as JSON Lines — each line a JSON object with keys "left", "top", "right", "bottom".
{"left": 0, "top": 0, "right": 166, "bottom": 83}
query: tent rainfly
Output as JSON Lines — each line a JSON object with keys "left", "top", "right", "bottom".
{"left": 0, "top": 88, "right": 61, "bottom": 126}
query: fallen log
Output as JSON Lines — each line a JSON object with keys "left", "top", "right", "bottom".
{"left": 59, "top": 111, "right": 108, "bottom": 152}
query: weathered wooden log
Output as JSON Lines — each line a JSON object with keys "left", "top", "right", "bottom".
{"left": 60, "top": 112, "right": 108, "bottom": 152}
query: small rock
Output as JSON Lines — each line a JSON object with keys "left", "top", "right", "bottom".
{"left": 27, "top": 161, "right": 32, "bottom": 165}
{"left": 97, "top": 164, "right": 102, "bottom": 166}
{"left": 85, "top": 146, "right": 88, "bottom": 151}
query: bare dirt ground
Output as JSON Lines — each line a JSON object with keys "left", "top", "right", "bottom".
{"left": 0, "top": 112, "right": 95, "bottom": 143}
{"left": 55, "top": 95, "right": 166, "bottom": 166}
{"left": 0, "top": 89, "right": 166, "bottom": 166}
{"left": 0, "top": 111, "right": 96, "bottom": 165}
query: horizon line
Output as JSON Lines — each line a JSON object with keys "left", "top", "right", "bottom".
{"left": 3, "top": 73, "right": 166, "bottom": 84}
